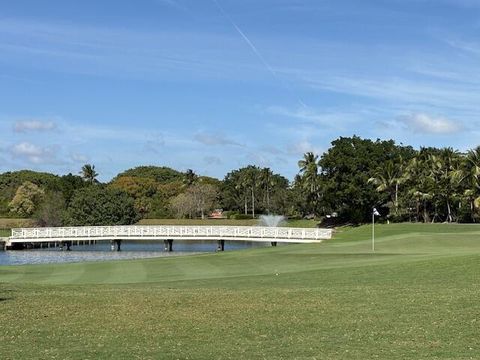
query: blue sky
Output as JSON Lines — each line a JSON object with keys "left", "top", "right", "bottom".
{"left": 1, "top": 0, "right": 479, "bottom": 181}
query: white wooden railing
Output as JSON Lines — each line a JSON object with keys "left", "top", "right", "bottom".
{"left": 9, "top": 225, "right": 332, "bottom": 243}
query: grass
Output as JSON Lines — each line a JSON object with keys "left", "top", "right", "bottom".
{"left": 0, "top": 218, "right": 34, "bottom": 229}
{"left": 139, "top": 218, "right": 319, "bottom": 227}
{"left": 0, "top": 229, "right": 10, "bottom": 237}
{"left": 1, "top": 223, "right": 479, "bottom": 359}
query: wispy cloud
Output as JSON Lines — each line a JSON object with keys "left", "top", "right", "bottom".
{"left": 194, "top": 132, "right": 243, "bottom": 146}
{"left": 144, "top": 133, "right": 166, "bottom": 154}
{"left": 303, "top": 73, "right": 480, "bottom": 113}
{"left": 398, "top": 113, "right": 463, "bottom": 134}
{"left": 0, "top": 18, "right": 265, "bottom": 80}
{"left": 9, "top": 142, "right": 60, "bottom": 164}
{"left": 287, "top": 140, "right": 323, "bottom": 157}
{"left": 266, "top": 105, "right": 360, "bottom": 128}
{"left": 70, "top": 153, "right": 89, "bottom": 163}
{"left": 13, "top": 119, "right": 57, "bottom": 133}
{"left": 203, "top": 156, "right": 223, "bottom": 166}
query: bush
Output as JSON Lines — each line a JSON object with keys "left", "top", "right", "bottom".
{"left": 65, "top": 186, "right": 139, "bottom": 226}
{"left": 223, "top": 211, "right": 238, "bottom": 219}
{"left": 233, "top": 213, "right": 252, "bottom": 220}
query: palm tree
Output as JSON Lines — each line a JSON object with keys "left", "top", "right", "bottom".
{"left": 183, "top": 169, "right": 198, "bottom": 187}
{"left": 298, "top": 152, "right": 319, "bottom": 215}
{"left": 453, "top": 146, "right": 480, "bottom": 221}
{"left": 368, "top": 159, "right": 405, "bottom": 216}
{"left": 80, "top": 164, "right": 98, "bottom": 184}
{"left": 260, "top": 167, "right": 274, "bottom": 213}
{"left": 431, "top": 148, "right": 461, "bottom": 222}
{"left": 244, "top": 166, "right": 260, "bottom": 218}
{"left": 404, "top": 151, "right": 435, "bottom": 222}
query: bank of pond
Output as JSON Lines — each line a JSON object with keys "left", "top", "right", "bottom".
{"left": 0, "top": 240, "right": 275, "bottom": 266}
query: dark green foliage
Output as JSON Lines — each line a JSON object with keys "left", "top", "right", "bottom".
{"left": 79, "top": 164, "right": 99, "bottom": 184}
{"left": 4, "top": 136, "right": 480, "bottom": 225}
{"left": 58, "top": 173, "right": 87, "bottom": 205}
{"left": 318, "top": 136, "right": 415, "bottom": 223}
{"left": 232, "top": 213, "right": 252, "bottom": 220}
{"left": 114, "top": 166, "right": 183, "bottom": 184}
{"left": 221, "top": 166, "right": 289, "bottom": 217}
{"left": 0, "top": 170, "right": 60, "bottom": 216}
{"left": 0, "top": 171, "right": 86, "bottom": 217}
{"left": 65, "top": 186, "right": 138, "bottom": 226}
{"left": 34, "top": 192, "right": 66, "bottom": 227}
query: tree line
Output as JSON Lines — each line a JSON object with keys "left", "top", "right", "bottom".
{"left": 1, "top": 136, "right": 480, "bottom": 226}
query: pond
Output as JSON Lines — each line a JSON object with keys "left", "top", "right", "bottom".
{"left": 0, "top": 240, "right": 273, "bottom": 266}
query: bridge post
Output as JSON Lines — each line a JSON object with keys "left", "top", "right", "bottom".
{"left": 164, "top": 239, "right": 173, "bottom": 252}
{"left": 217, "top": 240, "right": 225, "bottom": 252}
{"left": 62, "top": 241, "right": 72, "bottom": 251}
{"left": 271, "top": 241, "right": 277, "bottom": 247}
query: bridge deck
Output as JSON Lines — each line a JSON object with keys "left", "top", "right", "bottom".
{"left": 8, "top": 225, "right": 332, "bottom": 245}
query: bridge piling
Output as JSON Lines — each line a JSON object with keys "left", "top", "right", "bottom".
{"left": 164, "top": 239, "right": 173, "bottom": 252}
{"left": 217, "top": 240, "right": 225, "bottom": 252}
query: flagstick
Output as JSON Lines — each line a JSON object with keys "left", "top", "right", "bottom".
{"left": 372, "top": 210, "right": 375, "bottom": 252}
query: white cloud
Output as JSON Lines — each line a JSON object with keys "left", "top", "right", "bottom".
{"left": 287, "top": 140, "right": 323, "bottom": 156}
{"left": 144, "top": 133, "right": 166, "bottom": 153}
{"left": 14, "top": 119, "right": 56, "bottom": 133}
{"left": 70, "top": 153, "right": 88, "bottom": 163}
{"left": 10, "top": 142, "right": 59, "bottom": 164}
{"left": 194, "top": 132, "right": 242, "bottom": 146}
{"left": 398, "top": 113, "right": 462, "bottom": 134}
{"left": 203, "top": 156, "right": 223, "bottom": 165}
{"left": 266, "top": 105, "right": 361, "bottom": 129}
{"left": 267, "top": 105, "right": 328, "bottom": 124}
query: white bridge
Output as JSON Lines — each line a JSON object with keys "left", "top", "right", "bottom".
{"left": 6, "top": 225, "right": 332, "bottom": 251}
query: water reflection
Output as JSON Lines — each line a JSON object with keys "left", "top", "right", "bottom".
{"left": 0, "top": 240, "right": 271, "bottom": 266}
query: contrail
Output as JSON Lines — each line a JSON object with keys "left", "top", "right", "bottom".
{"left": 212, "top": 0, "right": 307, "bottom": 108}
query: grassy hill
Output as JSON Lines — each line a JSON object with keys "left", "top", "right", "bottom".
{"left": 1, "top": 223, "right": 479, "bottom": 359}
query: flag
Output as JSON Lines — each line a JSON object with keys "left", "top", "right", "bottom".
{"left": 373, "top": 208, "right": 380, "bottom": 216}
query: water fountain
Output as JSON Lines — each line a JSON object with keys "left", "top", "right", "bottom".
{"left": 258, "top": 214, "right": 286, "bottom": 227}
{"left": 258, "top": 215, "right": 286, "bottom": 247}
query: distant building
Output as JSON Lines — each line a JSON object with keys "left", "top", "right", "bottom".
{"left": 209, "top": 209, "right": 226, "bottom": 219}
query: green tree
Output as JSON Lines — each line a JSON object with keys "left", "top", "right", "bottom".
{"left": 297, "top": 152, "right": 320, "bottom": 216}
{"left": 368, "top": 157, "right": 407, "bottom": 218}
{"left": 183, "top": 169, "right": 198, "bottom": 187}
{"left": 109, "top": 176, "right": 158, "bottom": 217}
{"left": 453, "top": 146, "right": 480, "bottom": 222}
{"left": 260, "top": 168, "right": 274, "bottom": 213}
{"left": 319, "top": 136, "right": 415, "bottom": 223}
{"left": 221, "top": 166, "right": 287, "bottom": 216}
{"left": 65, "top": 186, "right": 138, "bottom": 226}
{"left": 432, "top": 148, "right": 461, "bottom": 222}
{"left": 35, "top": 192, "right": 66, "bottom": 227}
{"left": 114, "top": 166, "right": 183, "bottom": 183}
{"left": 8, "top": 181, "right": 45, "bottom": 217}
{"left": 80, "top": 164, "right": 99, "bottom": 184}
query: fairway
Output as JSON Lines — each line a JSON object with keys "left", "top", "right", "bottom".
{"left": 1, "top": 223, "right": 479, "bottom": 359}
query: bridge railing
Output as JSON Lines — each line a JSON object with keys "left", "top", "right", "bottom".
{"left": 10, "top": 225, "right": 332, "bottom": 241}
